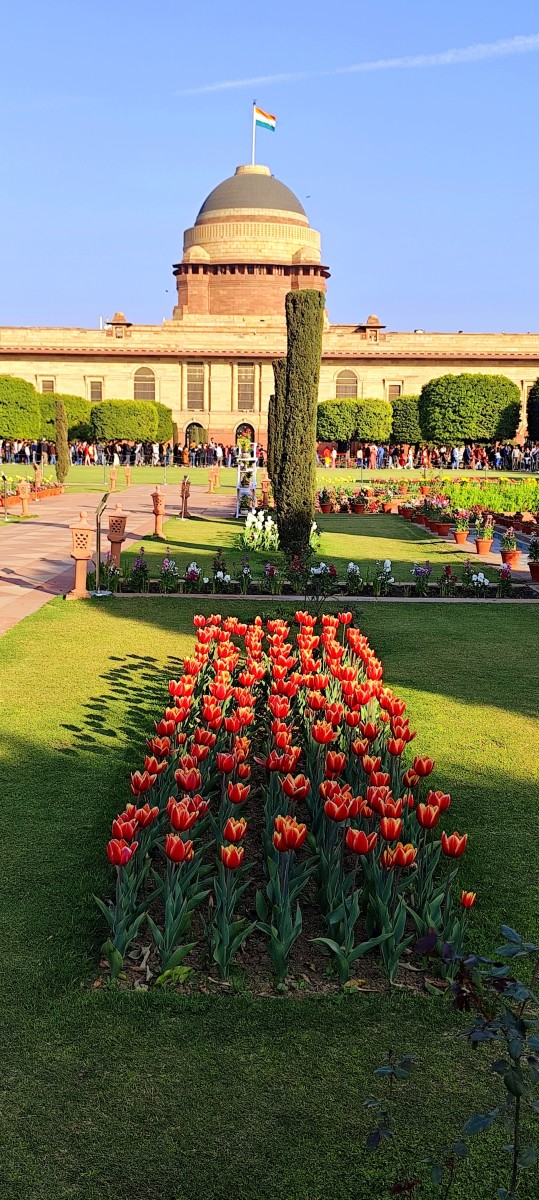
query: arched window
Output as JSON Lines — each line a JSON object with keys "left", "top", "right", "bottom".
{"left": 335, "top": 370, "right": 358, "bottom": 399}
{"left": 134, "top": 367, "right": 155, "bottom": 401}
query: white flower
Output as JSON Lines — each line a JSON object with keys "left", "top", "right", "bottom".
{"left": 216, "top": 570, "right": 224, "bottom": 580}
{"left": 224, "top": 574, "right": 231, "bottom": 583}
{"left": 389, "top": 577, "right": 395, "bottom": 584}
{"left": 472, "top": 574, "right": 478, "bottom": 582}
{"left": 243, "top": 566, "right": 251, "bottom": 575}
{"left": 384, "top": 559, "right": 392, "bottom": 571}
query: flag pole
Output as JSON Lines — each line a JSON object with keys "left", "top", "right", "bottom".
{"left": 251, "top": 100, "right": 256, "bottom": 165}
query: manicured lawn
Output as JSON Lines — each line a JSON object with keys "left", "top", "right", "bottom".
{"left": 0, "top": 597, "right": 538, "bottom": 1198}
{"left": 124, "top": 511, "right": 482, "bottom": 584}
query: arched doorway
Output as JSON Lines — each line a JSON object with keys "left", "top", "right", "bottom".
{"left": 185, "top": 422, "right": 207, "bottom": 446}
{"left": 235, "top": 421, "right": 255, "bottom": 450}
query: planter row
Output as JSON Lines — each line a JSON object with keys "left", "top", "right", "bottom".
{"left": 111, "top": 581, "right": 538, "bottom": 598}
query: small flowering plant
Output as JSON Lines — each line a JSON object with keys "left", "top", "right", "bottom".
{"left": 239, "top": 559, "right": 252, "bottom": 595}
{"left": 346, "top": 561, "right": 364, "bottom": 595}
{"left": 439, "top": 564, "right": 457, "bottom": 597}
{"left": 501, "top": 525, "right": 518, "bottom": 550}
{"left": 262, "top": 561, "right": 280, "bottom": 595}
{"left": 128, "top": 547, "right": 149, "bottom": 592}
{"left": 159, "top": 550, "right": 179, "bottom": 594}
{"left": 461, "top": 563, "right": 490, "bottom": 597}
{"left": 474, "top": 513, "right": 495, "bottom": 540}
{"left": 411, "top": 561, "right": 432, "bottom": 597}
{"left": 496, "top": 564, "right": 512, "bottom": 597}
{"left": 184, "top": 561, "right": 202, "bottom": 593}
{"left": 372, "top": 559, "right": 394, "bottom": 597}
{"left": 528, "top": 532, "right": 539, "bottom": 562}
{"left": 318, "top": 486, "right": 334, "bottom": 508}
{"left": 453, "top": 509, "right": 470, "bottom": 532}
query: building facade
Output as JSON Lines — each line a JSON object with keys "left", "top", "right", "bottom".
{"left": 0, "top": 161, "right": 537, "bottom": 444}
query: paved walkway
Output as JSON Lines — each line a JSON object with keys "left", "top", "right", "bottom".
{"left": 0, "top": 482, "right": 235, "bottom": 636}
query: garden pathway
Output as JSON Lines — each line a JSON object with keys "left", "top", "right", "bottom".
{"left": 0, "top": 482, "right": 235, "bottom": 636}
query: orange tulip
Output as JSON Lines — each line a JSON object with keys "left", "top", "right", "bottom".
{"left": 402, "top": 768, "right": 419, "bottom": 789}
{"left": 268, "top": 696, "right": 290, "bottom": 718}
{"left": 194, "top": 728, "right": 217, "bottom": 747}
{"left": 191, "top": 743, "right": 210, "bottom": 764}
{"left": 460, "top": 891, "right": 476, "bottom": 909}
{"left": 416, "top": 803, "right": 440, "bottom": 829}
{"left": 362, "top": 755, "right": 381, "bottom": 776}
{"left": 324, "top": 750, "right": 347, "bottom": 778}
{"left": 412, "top": 756, "right": 435, "bottom": 777}
{"left": 380, "top": 817, "right": 403, "bottom": 842}
{"left": 174, "top": 767, "right": 202, "bottom": 793}
{"left": 130, "top": 770, "right": 157, "bottom": 796}
{"left": 216, "top": 753, "right": 236, "bottom": 774}
{"left": 154, "top": 719, "right": 176, "bottom": 737}
{"left": 441, "top": 831, "right": 468, "bottom": 858}
{"left": 146, "top": 736, "right": 171, "bottom": 757}
{"left": 311, "top": 721, "right": 336, "bottom": 745}
{"left": 370, "top": 771, "right": 391, "bottom": 788}
{"left": 220, "top": 843, "right": 245, "bottom": 870}
{"left": 223, "top": 817, "right": 247, "bottom": 843}
{"left": 227, "top": 781, "right": 250, "bottom": 805}
{"left": 273, "top": 814, "right": 308, "bottom": 852}
{"left": 387, "top": 738, "right": 406, "bottom": 757}
{"left": 325, "top": 703, "right": 344, "bottom": 727}
{"left": 133, "top": 804, "right": 159, "bottom": 828}
{"left": 378, "top": 798, "right": 403, "bottom": 819}
{"left": 361, "top": 722, "right": 379, "bottom": 742}
{"left": 224, "top": 713, "right": 242, "bottom": 734}
{"left": 351, "top": 738, "right": 369, "bottom": 757}
{"left": 165, "top": 834, "right": 194, "bottom": 863}
{"left": 346, "top": 828, "right": 378, "bottom": 855}
{"left": 168, "top": 799, "right": 198, "bottom": 832}
{"left": 338, "top": 611, "right": 353, "bottom": 625}
{"left": 281, "top": 774, "right": 311, "bottom": 801}
{"left": 381, "top": 842, "right": 417, "bottom": 870}
{"left": 111, "top": 818, "right": 137, "bottom": 841}
{"left": 324, "top": 795, "right": 361, "bottom": 822}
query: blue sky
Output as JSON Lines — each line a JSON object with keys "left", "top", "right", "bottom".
{"left": 1, "top": 0, "right": 539, "bottom": 331}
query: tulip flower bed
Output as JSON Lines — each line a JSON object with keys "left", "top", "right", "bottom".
{"left": 98, "top": 610, "right": 474, "bottom": 991}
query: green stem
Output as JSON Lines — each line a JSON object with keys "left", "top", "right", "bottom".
{"left": 510, "top": 1093, "right": 521, "bottom": 1194}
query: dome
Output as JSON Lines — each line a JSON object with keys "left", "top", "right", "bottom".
{"left": 196, "top": 164, "right": 306, "bottom": 220}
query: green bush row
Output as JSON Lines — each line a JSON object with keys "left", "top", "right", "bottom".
{"left": 0, "top": 376, "right": 173, "bottom": 442}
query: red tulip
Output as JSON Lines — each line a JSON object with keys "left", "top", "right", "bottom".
{"left": 378, "top": 798, "right": 403, "bottom": 819}
{"left": 216, "top": 753, "right": 236, "bottom": 774}
{"left": 461, "top": 891, "right": 476, "bottom": 909}
{"left": 380, "top": 817, "right": 403, "bottom": 841}
{"left": 402, "top": 768, "right": 419, "bottom": 789}
{"left": 154, "top": 719, "right": 176, "bottom": 737}
{"left": 370, "top": 771, "right": 391, "bottom": 788}
{"left": 224, "top": 713, "right": 242, "bottom": 734}
{"left": 146, "top": 736, "right": 171, "bottom": 757}
{"left": 237, "top": 762, "right": 251, "bottom": 780}
{"left": 416, "top": 803, "right": 440, "bottom": 829}
{"left": 174, "top": 767, "right": 202, "bottom": 793}
{"left": 307, "top": 691, "right": 326, "bottom": 711}
{"left": 387, "top": 738, "right": 406, "bottom": 757}
{"left": 281, "top": 774, "right": 311, "bottom": 801}
{"left": 295, "top": 611, "right": 317, "bottom": 627}
{"left": 237, "top": 707, "right": 255, "bottom": 727}
{"left": 426, "top": 790, "right": 451, "bottom": 812}
{"left": 111, "top": 818, "right": 137, "bottom": 840}
{"left": 362, "top": 755, "right": 381, "bottom": 775}
{"left": 441, "top": 831, "right": 468, "bottom": 858}
{"left": 194, "top": 728, "right": 216, "bottom": 747}
{"left": 220, "top": 843, "right": 245, "bottom": 869}
{"left": 223, "top": 817, "right": 247, "bottom": 843}
{"left": 107, "top": 838, "right": 139, "bottom": 866}
{"left": 324, "top": 794, "right": 361, "bottom": 822}
{"left": 193, "top": 614, "right": 206, "bottom": 628}
{"left": 168, "top": 799, "right": 198, "bottom": 832}
{"left": 381, "top": 842, "right": 417, "bottom": 870}
{"left": 338, "top": 611, "right": 353, "bottom": 625}
{"left": 325, "top": 703, "right": 344, "bottom": 727}
{"left": 130, "top": 770, "right": 157, "bottom": 796}
{"left": 227, "top": 781, "right": 250, "bottom": 805}
{"left": 324, "top": 750, "right": 347, "bottom": 779}
{"left": 177, "top": 753, "right": 197, "bottom": 772}
{"left": 413, "top": 756, "right": 435, "bottom": 777}
{"left": 351, "top": 738, "right": 369, "bottom": 757}
{"left": 133, "top": 804, "right": 159, "bottom": 829}
{"left": 191, "top": 743, "right": 210, "bottom": 764}
{"left": 312, "top": 721, "right": 337, "bottom": 745}
{"left": 273, "top": 814, "right": 308, "bottom": 852}
{"left": 268, "top": 696, "right": 290, "bottom": 718}
{"left": 165, "top": 834, "right": 194, "bottom": 863}
{"left": 361, "top": 722, "right": 379, "bottom": 742}
{"left": 346, "top": 828, "right": 378, "bottom": 855}
{"left": 274, "top": 728, "right": 293, "bottom": 750}
{"left": 345, "top": 711, "right": 362, "bottom": 728}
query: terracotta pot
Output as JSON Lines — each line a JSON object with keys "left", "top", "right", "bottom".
{"left": 319, "top": 503, "right": 332, "bottom": 514}
{"left": 453, "top": 529, "right": 469, "bottom": 544}
{"left": 382, "top": 502, "right": 392, "bottom": 513}
{"left": 419, "top": 485, "right": 430, "bottom": 496}
{"left": 528, "top": 562, "right": 539, "bottom": 581}
{"left": 475, "top": 538, "right": 493, "bottom": 555}
{"left": 500, "top": 549, "right": 521, "bottom": 567}
{"left": 402, "top": 509, "right": 414, "bottom": 520}
{"left": 437, "top": 523, "right": 451, "bottom": 537}
{"left": 414, "top": 514, "right": 426, "bottom": 526}
{"left": 352, "top": 504, "right": 367, "bottom": 514}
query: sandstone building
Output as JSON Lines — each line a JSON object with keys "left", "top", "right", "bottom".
{"left": 0, "top": 161, "right": 537, "bottom": 444}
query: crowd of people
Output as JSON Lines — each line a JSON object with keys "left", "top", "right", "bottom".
{"left": 319, "top": 440, "right": 539, "bottom": 471}
{"left": 0, "top": 438, "right": 266, "bottom": 469}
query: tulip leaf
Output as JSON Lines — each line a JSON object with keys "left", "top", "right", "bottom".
{"left": 463, "top": 1109, "right": 499, "bottom": 1135}
{"left": 517, "top": 1147, "right": 538, "bottom": 1168}
{"left": 162, "top": 942, "right": 196, "bottom": 972}
{"left": 430, "top": 1163, "right": 443, "bottom": 1185}
{"left": 500, "top": 925, "right": 522, "bottom": 944}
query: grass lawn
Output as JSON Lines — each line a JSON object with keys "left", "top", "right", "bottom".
{"left": 0, "top": 597, "right": 538, "bottom": 1198}
{"left": 124, "top": 511, "right": 482, "bottom": 584}
{"left": 1, "top": 461, "right": 534, "bottom": 494}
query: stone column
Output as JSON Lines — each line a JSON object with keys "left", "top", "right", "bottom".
{"left": 203, "top": 363, "right": 210, "bottom": 414}
{"left": 18, "top": 481, "right": 30, "bottom": 517}
{"left": 151, "top": 485, "right": 165, "bottom": 538}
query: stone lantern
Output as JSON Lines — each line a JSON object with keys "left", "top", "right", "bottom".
{"left": 107, "top": 502, "right": 127, "bottom": 567}
{"left": 109, "top": 466, "right": 118, "bottom": 493}
{"left": 68, "top": 510, "right": 94, "bottom": 599}
{"left": 18, "top": 480, "right": 31, "bottom": 517}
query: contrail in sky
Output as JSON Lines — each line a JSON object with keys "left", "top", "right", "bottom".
{"left": 176, "top": 33, "right": 539, "bottom": 95}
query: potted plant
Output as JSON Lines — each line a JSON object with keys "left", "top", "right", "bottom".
{"left": 499, "top": 526, "right": 520, "bottom": 568}
{"left": 318, "top": 487, "right": 334, "bottom": 514}
{"left": 452, "top": 510, "right": 469, "bottom": 544}
{"left": 474, "top": 514, "right": 495, "bottom": 555}
{"left": 527, "top": 532, "right": 539, "bottom": 581}
{"left": 351, "top": 490, "right": 368, "bottom": 514}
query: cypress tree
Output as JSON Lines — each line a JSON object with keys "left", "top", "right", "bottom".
{"left": 277, "top": 291, "right": 324, "bottom": 557}
{"left": 55, "top": 398, "right": 70, "bottom": 484}
{"left": 269, "top": 357, "right": 286, "bottom": 504}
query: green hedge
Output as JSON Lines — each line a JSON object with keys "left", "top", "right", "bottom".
{"left": 316, "top": 397, "right": 392, "bottom": 443}
{"left": 39, "top": 393, "right": 92, "bottom": 441}
{"left": 0, "top": 375, "right": 41, "bottom": 439}
{"left": 419, "top": 373, "right": 520, "bottom": 443}
{"left": 527, "top": 379, "right": 539, "bottom": 440}
{"left": 155, "top": 402, "right": 173, "bottom": 443}
{"left": 91, "top": 399, "right": 158, "bottom": 441}
{"left": 390, "top": 394, "right": 422, "bottom": 443}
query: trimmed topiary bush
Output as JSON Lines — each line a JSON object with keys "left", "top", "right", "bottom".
{"left": 390, "top": 394, "right": 422, "bottom": 443}
{"left": 91, "top": 399, "right": 158, "bottom": 442}
{"left": 278, "top": 292, "right": 324, "bottom": 557}
{"left": 39, "top": 393, "right": 92, "bottom": 441}
{"left": 527, "top": 379, "right": 539, "bottom": 440}
{"left": 316, "top": 398, "right": 392, "bottom": 443}
{"left": 55, "top": 399, "right": 70, "bottom": 485}
{"left": 419, "top": 373, "right": 520, "bottom": 443}
{"left": 0, "top": 375, "right": 41, "bottom": 439}
{"left": 155, "top": 402, "right": 173, "bottom": 443}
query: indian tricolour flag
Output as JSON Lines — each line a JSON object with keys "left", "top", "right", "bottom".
{"left": 254, "top": 106, "right": 276, "bottom": 132}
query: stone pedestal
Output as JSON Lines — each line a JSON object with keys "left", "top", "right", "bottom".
{"left": 18, "top": 480, "right": 30, "bottom": 517}
{"left": 124, "top": 465, "right": 131, "bottom": 488}
{"left": 68, "top": 510, "right": 94, "bottom": 599}
{"left": 151, "top": 486, "right": 165, "bottom": 537}
{"left": 180, "top": 476, "right": 191, "bottom": 518}
{"left": 109, "top": 467, "right": 118, "bottom": 493}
